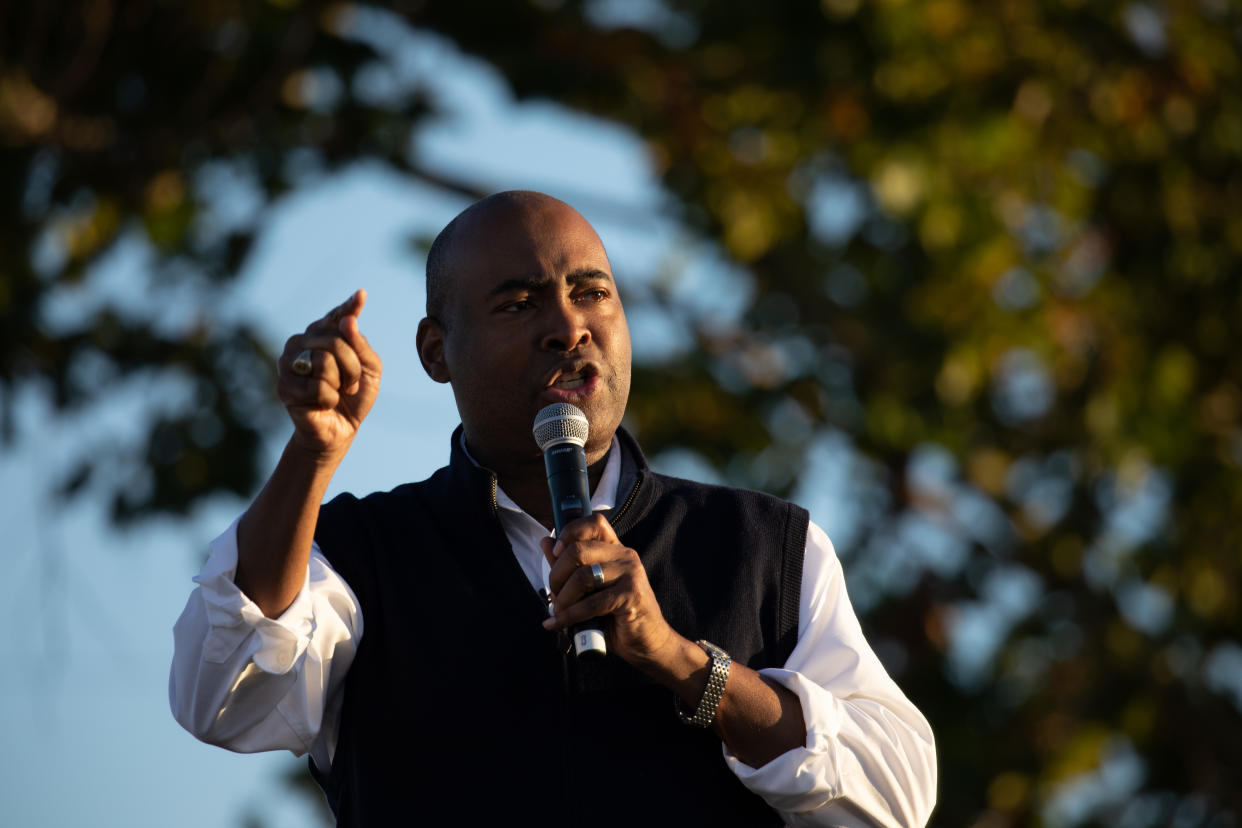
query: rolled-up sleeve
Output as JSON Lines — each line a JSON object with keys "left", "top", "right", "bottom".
{"left": 169, "top": 517, "right": 361, "bottom": 771}
{"left": 725, "top": 521, "right": 938, "bottom": 827}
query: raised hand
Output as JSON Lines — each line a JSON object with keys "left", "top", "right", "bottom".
{"left": 277, "top": 289, "right": 382, "bottom": 458}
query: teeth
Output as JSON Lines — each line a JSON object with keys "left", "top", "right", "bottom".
{"left": 554, "top": 373, "right": 586, "bottom": 389}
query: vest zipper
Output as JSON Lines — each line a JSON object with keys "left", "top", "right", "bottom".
{"left": 611, "top": 474, "right": 643, "bottom": 524}
{"left": 489, "top": 473, "right": 499, "bottom": 514}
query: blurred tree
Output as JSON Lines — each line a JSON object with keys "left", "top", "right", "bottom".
{"left": 4, "top": 1, "right": 1241, "bottom": 825}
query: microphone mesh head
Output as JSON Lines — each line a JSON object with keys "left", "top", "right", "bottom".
{"left": 533, "top": 403, "right": 589, "bottom": 450}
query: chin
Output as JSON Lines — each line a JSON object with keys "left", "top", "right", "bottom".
{"left": 584, "top": 405, "right": 625, "bottom": 446}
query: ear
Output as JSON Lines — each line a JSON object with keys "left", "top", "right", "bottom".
{"left": 416, "top": 317, "right": 451, "bottom": 384}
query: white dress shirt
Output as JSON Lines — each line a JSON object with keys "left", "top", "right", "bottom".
{"left": 170, "top": 443, "right": 937, "bottom": 826}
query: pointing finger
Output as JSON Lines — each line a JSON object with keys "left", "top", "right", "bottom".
{"left": 329, "top": 288, "right": 366, "bottom": 322}
{"left": 306, "top": 289, "right": 367, "bottom": 334}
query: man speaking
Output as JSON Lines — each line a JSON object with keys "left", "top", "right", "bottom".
{"left": 170, "top": 191, "right": 936, "bottom": 826}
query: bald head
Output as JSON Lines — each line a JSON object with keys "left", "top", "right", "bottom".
{"left": 414, "top": 188, "right": 630, "bottom": 474}
{"left": 425, "top": 191, "right": 604, "bottom": 327}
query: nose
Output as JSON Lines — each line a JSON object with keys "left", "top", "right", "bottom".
{"left": 540, "top": 298, "right": 591, "bottom": 353}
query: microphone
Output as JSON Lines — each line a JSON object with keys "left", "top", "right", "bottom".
{"left": 533, "top": 403, "right": 606, "bottom": 659}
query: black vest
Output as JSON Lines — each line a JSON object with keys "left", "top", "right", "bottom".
{"left": 311, "top": 427, "right": 808, "bottom": 826}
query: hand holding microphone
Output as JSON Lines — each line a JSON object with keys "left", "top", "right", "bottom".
{"left": 533, "top": 403, "right": 606, "bottom": 658}
{"left": 535, "top": 404, "right": 682, "bottom": 670}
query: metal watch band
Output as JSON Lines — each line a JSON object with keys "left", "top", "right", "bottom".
{"left": 677, "top": 640, "right": 732, "bottom": 727}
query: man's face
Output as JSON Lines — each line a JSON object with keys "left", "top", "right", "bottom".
{"left": 429, "top": 198, "right": 632, "bottom": 470}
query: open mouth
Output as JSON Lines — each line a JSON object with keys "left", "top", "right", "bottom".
{"left": 552, "top": 371, "right": 590, "bottom": 390}
{"left": 548, "top": 363, "right": 600, "bottom": 391}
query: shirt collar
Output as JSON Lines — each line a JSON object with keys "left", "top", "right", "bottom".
{"left": 459, "top": 432, "right": 622, "bottom": 516}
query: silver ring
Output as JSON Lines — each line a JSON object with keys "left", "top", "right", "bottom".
{"left": 589, "top": 563, "right": 605, "bottom": 590}
{"left": 291, "top": 350, "right": 313, "bottom": 376}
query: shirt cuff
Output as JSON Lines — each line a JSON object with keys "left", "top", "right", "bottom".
{"left": 722, "top": 668, "right": 843, "bottom": 814}
{"left": 192, "top": 517, "right": 315, "bottom": 675}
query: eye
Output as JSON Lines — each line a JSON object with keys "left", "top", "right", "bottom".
{"left": 576, "top": 288, "right": 609, "bottom": 303}
{"left": 499, "top": 299, "right": 534, "bottom": 313}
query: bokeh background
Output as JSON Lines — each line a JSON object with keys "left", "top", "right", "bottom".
{"left": 3, "top": 1, "right": 1241, "bottom": 826}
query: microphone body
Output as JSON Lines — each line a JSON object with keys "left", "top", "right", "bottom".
{"left": 533, "top": 403, "right": 607, "bottom": 659}
{"left": 543, "top": 441, "right": 591, "bottom": 534}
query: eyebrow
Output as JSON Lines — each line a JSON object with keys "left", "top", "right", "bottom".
{"left": 487, "top": 268, "right": 612, "bottom": 298}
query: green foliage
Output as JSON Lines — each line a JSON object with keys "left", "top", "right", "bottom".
{"left": 3, "top": 1, "right": 1241, "bottom": 825}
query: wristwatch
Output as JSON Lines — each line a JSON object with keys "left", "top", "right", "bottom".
{"left": 677, "top": 640, "right": 732, "bottom": 727}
